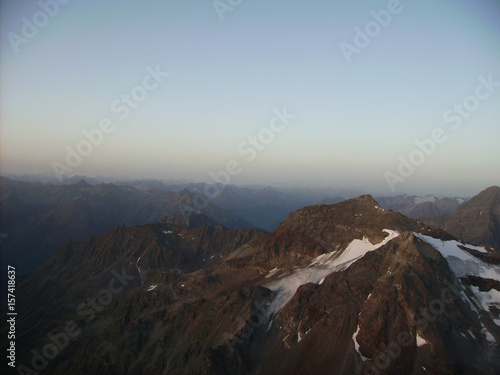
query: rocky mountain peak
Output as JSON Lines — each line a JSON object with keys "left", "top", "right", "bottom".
{"left": 355, "top": 193, "right": 380, "bottom": 205}
{"left": 276, "top": 194, "right": 432, "bottom": 249}
{"left": 422, "top": 186, "right": 500, "bottom": 248}
{"left": 74, "top": 178, "right": 90, "bottom": 188}
{"left": 457, "top": 185, "right": 500, "bottom": 213}
{"left": 159, "top": 212, "right": 224, "bottom": 229}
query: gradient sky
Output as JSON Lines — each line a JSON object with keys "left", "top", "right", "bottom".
{"left": 1, "top": 0, "right": 499, "bottom": 196}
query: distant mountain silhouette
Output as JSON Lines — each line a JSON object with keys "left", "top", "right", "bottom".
{"left": 376, "top": 194, "right": 466, "bottom": 219}
{"left": 0, "top": 178, "right": 251, "bottom": 278}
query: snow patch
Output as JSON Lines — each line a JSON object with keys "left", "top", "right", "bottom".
{"left": 414, "top": 234, "right": 500, "bottom": 281}
{"left": 459, "top": 243, "right": 488, "bottom": 254}
{"left": 331, "top": 230, "right": 400, "bottom": 267}
{"left": 265, "top": 267, "right": 281, "bottom": 279}
{"left": 267, "top": 320, "right": 273, "bottom": 331}
{"left": 162, "top": 230, "right": 173, "bottom": 234}
{"left": 264, "top": 230, "right": 400, "bottom": 315}
{"left": 468, "top": 285, "right": 500, "bottom": 313}
{"left": 416, "top": 333, "right": 428, "bottom": 347}
{"left": 460, "top": 290, "right": 479, "bottom": 313}
{"left": 481, "top": 325, "right": 496, "bottom": 343}
{"left": 414, "top": 195, "right": 436, "bottom": 204}
{"left": 353, "top": 325, "right": 368, "bottom": 361}
{"left": 146, "top": 285, "right": 157, "bottom": 292}
{"left": 467, "top": 329, "right": 475, "bottom": 339}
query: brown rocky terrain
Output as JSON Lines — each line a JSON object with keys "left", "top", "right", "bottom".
{"left": 423, "top": 186, "right": 500, "bottom": 248}
{"left": 5, "top": 195, "right": 499, "bottom": 375}
{"left": 255, "top": 233, "right": 497, "bottom": 374}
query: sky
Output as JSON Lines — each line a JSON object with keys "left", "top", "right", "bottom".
{"left": 1, "top": 0, "right": 499, "bottom": 196}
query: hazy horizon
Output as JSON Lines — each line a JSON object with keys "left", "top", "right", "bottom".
{"left": 3, "top": 171, "right": 498, "bottom": 199}
{"left": 2, "top": 0, "right": 499, "bottom": 197}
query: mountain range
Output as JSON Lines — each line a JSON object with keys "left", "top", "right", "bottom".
{"left": 375, "top": 194, "right": 467, "bottom": 219}
{"left": 0, "top": 178, "right": 252, "bottom": 280}
{"left": 3, "top": 177, "right": 499, "bottom": 283}
{"left": 4, "top": 193, "right": 499, "bottom": 374}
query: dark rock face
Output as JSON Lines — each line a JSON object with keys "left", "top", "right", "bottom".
{"left": 158, "top": 213, "right": 224, "bottom": 229}
{"left": 257, "top": 233, "right": 497, "bottom": 375}
{"left": 276, "top": 195, "right": 451, "bottom": 247}
{"left": 8, "top": 195, "right": 500, "bottom": 375}
{"left": 423, "top": 186, "right": 500, "bottom": 248}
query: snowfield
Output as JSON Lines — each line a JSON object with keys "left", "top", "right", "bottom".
{"left": 264, "top": 230, "right": 400, "bottom": 316}
{"left": 415, "top": 233, "right": 500, "bottom": 332}
{"left": 414, "top": 195, "right": 436, "bottom": 204}
{"left": 414, "top": 234, "right": 499, "bottom": 281}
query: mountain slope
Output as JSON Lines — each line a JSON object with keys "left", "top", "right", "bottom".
{"left": 423, "top": 186, "right": 500, "bottom": 248}
{"left": 7, "top": 195, "right": 499, "bottom": 375}
{"left": 253, "top": 232, "right": 499, "bottom": 375}
{"left": 0, "top": 179, "right": 251, "bottom": 279}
